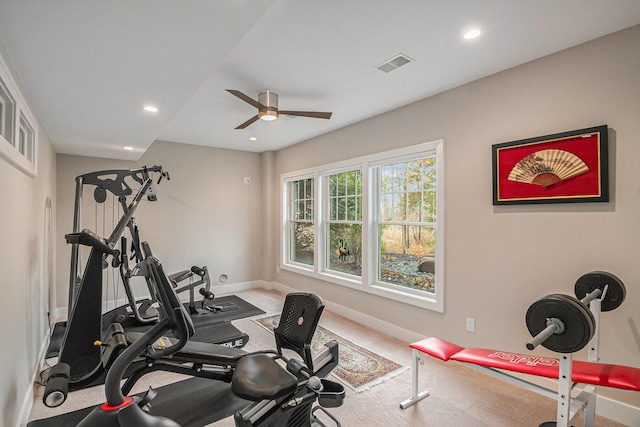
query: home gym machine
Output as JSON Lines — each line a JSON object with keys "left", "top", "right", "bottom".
{"left": 75, "top": 247, "right": 345, "bottom": 426}
{"left": 44, "top": 166, "right": 169, "bottom": 406}
{"left": 67, "top": 166, "right": 169, "bottom": 324}
{"left": 44, "top": 166, "right": 248, "bottom": 407}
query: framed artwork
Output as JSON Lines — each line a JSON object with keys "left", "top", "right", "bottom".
{"left": 492, "top": 125, "right": 609, "bottom": 205}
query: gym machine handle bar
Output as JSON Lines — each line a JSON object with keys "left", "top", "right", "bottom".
{"left": 526, "top": 286, "right": 606, "bottom": 351}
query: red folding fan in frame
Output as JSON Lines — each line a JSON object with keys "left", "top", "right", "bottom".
{"left": 492, "top": 125, "right": 609, "bottom": 205}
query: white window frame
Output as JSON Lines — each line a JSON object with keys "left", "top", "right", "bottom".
{"left": 282, "top": 174, "right": 316, "bottom": 271}
{"left": 320, "top": 165, "right": 363, "bottom": 281}
{"left": 281, "top": 139, "right": 444, "bottom": 312}
{"left": 0, "top": 50, "right": 38, "bottom": 177}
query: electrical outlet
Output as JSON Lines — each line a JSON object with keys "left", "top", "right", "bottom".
{"left": 243, "top": 176, "right": 251, "bottom": 184}
{"left": 466, "top": 317, "right": 476, "bottom": 333}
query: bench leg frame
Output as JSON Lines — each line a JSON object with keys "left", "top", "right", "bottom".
{"left": 399, "top": 348, "right": 430, "bottom": 409}
{"left": 400, "top": 348, "right": 598, "bottom": 427}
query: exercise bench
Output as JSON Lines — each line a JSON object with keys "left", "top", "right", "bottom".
{"left": 400, "top": 337, "right": 640, "bottom": 426}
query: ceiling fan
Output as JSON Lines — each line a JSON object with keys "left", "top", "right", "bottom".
{"left": 226, "top": 89, "right": 332, "bottom": 129}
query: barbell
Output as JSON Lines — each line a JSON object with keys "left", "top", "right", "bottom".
{"left": 525, "top": 271, "right": 625, "bottom": 353}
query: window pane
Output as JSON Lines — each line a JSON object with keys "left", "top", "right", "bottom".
{"left": 327, "top": 223, "right": 362, "bottom": 277}
{"left": 407, "top": 191, "right": 422, "bottom": 222}
{"left": 337, "top": 173, "right": 346, "bottom": 196}
{"left": 290, "top": 178, "right": 313, "bottom": 221}
{"left": 406, "top": 160, "right": 421, "bottom": 191}
{"left": 288, "top": 178, "right": 314, "bottom": 266}
{"left": 381, "top": 193, "right": 393, "bottom": 221}
{"left": 423, "top": 190, "right": 436, "bottom": 223}
{"left": 329, "top": 197, "right": 337, "bottom": 221}
{"left": 378, "top": 224, "right": 435, "bottom": 293}
{"left": 380, "top": 165, "right": 392, "bottom": 192}
{"left": 377, "top": 155, "right": 437, "bottom": 295}
{"left": 0, "top": 79, "right": 16, "bottom": 145}
{"left": 329, "top": 175, "right": 337, "bottom": 197}
{"left": 393, "top": 192, "right": 406, "bottom": 221}
{"left": 290, "top": 222, "right": 314, "bottom": 266}
{"left": 348, "top": 195, "right": 361, "bottom": 222}
{"left": 305, "top": 199, "right": 313, "bottom": 220}
{"left": 337, "top": 197, "right": 346, "bottom": 220}
{"left": 305, "top": 178, "right": 312, "bottom": 198}
{"left": 393, "top": 163, "right": 405, "bottom": 191}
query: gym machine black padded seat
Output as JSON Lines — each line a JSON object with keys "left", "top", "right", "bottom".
{"left": 119, "top": 290, "right": 332, "bottom": 396}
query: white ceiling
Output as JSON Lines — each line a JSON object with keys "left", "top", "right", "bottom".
{"left": 1, "top": 1, "right": 640, "bottom": 160}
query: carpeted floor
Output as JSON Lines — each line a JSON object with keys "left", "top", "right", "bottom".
{"left": 29, "top": 289, "right": 627, "bottom": 427}
{"left": 255, "top": 314, "right": 407, "bottom": 392}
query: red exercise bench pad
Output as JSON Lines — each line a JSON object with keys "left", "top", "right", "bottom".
{"left": 410, "top": 337, "right": 640, "bottom": 392}
{"left": 410, "top": 337, "right": 465, "bottom": 361}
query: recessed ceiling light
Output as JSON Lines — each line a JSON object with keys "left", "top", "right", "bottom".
{"left": 249, "top": 136, "right": 257, "bottom": 141}
{"left": 463, "top": 29, "right": 482, "bottom": 40}
{"left": 123, "top": 146, "right": 134, "bottom": 151}
{"left": 143, "top": 105, "right": 159, "bottom": 113}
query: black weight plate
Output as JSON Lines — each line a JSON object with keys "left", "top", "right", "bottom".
{"left": 561, "top": 294, "right": 596, "bottom": 339}
{"left": 575, "top": 271, "right": 626, "bottom": 312}
{"left": 526, "top": 293, "right": 594, "bottom": 353}
{"left": 552, "top": 294, "right": 596, "bottom": 339}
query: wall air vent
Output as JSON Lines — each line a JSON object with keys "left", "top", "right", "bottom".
{"left": 376, "top": 54, "right": 414, "bottom": 73}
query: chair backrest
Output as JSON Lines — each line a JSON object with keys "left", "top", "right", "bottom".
{"left": 274, "top": 293, "right": 324, "bottom": 373}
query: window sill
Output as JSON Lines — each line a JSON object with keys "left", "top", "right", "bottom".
{"left": 0, "top": 137, "right": 36, "bottom": 178}
{"left": 280, "top": 262, "right": 442, "bottom": 312}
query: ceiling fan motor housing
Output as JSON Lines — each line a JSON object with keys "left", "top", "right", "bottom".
{"left": 258, "top": 90, "right": 278, "bottom": 120}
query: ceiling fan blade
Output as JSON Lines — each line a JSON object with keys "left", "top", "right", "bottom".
{"left": 235, "top": 115, "right": 260, "bottom": 130}
{"left": 279, "top": 111, "right": 332, "bottom": 120}
{"left": 226, "top": 89, "right": 266, "bottom": 109}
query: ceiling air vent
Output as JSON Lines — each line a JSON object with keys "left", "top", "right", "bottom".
{"left": 376, "top": 54, "right": 414, "bottom": 73}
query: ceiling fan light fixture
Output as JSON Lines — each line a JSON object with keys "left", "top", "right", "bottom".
{"left": 259, "top": 110, "right": 278, "bottom": 121}
{"left": 258, "top": 90, "right": 279, "bottom": 121}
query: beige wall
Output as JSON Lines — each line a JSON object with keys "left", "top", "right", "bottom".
{"left": 0, "top": 116, "right": 57, "bottom": 424}
{"left": 270, "top": 25, "right": 640, "bottom": 410}
{"left": 55, "top": 140, "right": 264, "bottom": 312}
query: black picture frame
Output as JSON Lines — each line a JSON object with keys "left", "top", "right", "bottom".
{"left": 492, "top": 125, "right": 609, "bottom": 205}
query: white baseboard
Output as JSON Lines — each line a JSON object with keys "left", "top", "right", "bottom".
{"left": 597, "top": 394, "right": 640, "bottom": 427}
{"left": 18, "top": 327, "right": 51, "bottom": 426}
{"left": 266, "top": 280, "right": 423, "bottom": 342}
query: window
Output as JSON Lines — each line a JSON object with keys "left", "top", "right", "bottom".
{"left": 287, "top": 177, "right": 314, "bottom": 267}
{"left": 376, "top": 157, "right": 436, "bottom": 294}
{"left": 19, "top": 113, "right": 35, "bottom": 163}
{"left": 0, "top": 50, "right": 38, "bottom": 177}
{"left": 0, "top": 77, "right": 16, "bottom": 145}
{"left": 281, "top": 140, "right": 444, "bottom": 311}
{"left": 326, "top": 169, "right": 362, "bottom": 277}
